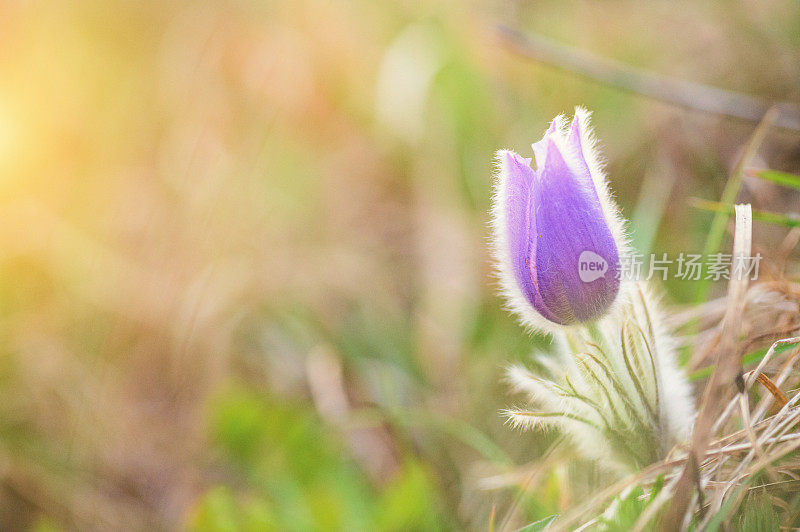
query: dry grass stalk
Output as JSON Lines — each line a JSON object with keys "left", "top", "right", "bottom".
{"left": 661, "top": 204, "right": 754, "bottom": 528}
{"left": 755, "top": 373, "right": 789, "bottom": 408}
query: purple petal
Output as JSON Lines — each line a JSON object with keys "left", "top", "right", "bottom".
{"left": 567, "top": 115, "right": 583, "bottom": 154}
{"left": 531, "top": 119, "right": 560, "bottom": 170}
{"left": 531, "top": 138, "right": 619, "bottom": 323}
{"left": 565, "top": 114, "right": 600, "bottom": 195}
{"left": 500, "top": 151, "right": 562, "bottom": 324}
{"left": 497, "top": 112, "right": 621, "bottom": 326}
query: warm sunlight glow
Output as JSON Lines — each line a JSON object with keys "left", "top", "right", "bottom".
{"left": 0, "top": 102, "right": 17, "bottom": 173}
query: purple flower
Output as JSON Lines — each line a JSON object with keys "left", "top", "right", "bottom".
{"left": 492, "top": 109, "right": 624, "bottom": 327}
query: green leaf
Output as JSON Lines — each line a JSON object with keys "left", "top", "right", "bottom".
{"left": 375, "top": 461, "right": 444, "bottom": 531}
{"left": 748, "top": 169, "right": 800, "bottom": 190}
{"left": 704, "top": 477, "right": 753, "bottom": 532}
{"left": 188, "top": 486, "right": 280, "bottom": 532}
{"left": 735, "top": 491, "right": 781, "bottom": 532}
{"left": 649, "top": 475, "right": 665, "bottom": 502}
{"left": 690, "top": 198, "right": 800, "bottom": 228}
{"left": 516, "top": 514, "right": 558, "bottom": 531}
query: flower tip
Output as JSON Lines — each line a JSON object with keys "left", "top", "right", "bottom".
{"left": 496, "top": 149, "right": 531, "bottom": 170}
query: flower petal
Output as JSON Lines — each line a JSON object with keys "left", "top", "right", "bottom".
{"left": 497, "top": 150, "right": 562, "bottom": 324}
{"left": 533, "top": 137, "right": 620, "bottom": 323}
{"left": 531, "top": 115, "right": 565, "bottom": 170}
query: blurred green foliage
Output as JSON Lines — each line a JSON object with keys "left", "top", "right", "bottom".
{"left": 189, "top": 387, "right": 447, "bottom": 531}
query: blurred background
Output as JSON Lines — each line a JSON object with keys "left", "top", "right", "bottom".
{"left": 0, "top": 0, "right": 798, "bottom": 529}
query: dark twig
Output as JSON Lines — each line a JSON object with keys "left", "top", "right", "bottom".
{"left": 496, "top": 25, "right": 800, "bottom": 132}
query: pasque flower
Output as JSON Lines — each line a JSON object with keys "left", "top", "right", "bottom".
{"left": 492, "top": 108, "right": 626, "bottom": 328}
{"left": 495, "top": 109, "right": 695, "bottom": 474}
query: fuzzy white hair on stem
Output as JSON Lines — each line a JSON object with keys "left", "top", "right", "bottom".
{"left": 504, "top": 281, "right": 696, "bottom": 473}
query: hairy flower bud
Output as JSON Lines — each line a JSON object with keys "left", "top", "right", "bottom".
{"left": 497, "top": 110, "right": 695, "bottom": 474}
{"left": 492, "top": 108, "right": 625, "bottom": 328}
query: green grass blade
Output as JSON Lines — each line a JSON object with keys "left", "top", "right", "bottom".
{"left": 691, "top": 198, "right": 800, "bottom": 228}
{"left": 695, "top": 109, "right": 777, "bottom": 304}
{"left": 747, "top": 168, "right": 800, "bottom": 190}
{"left": 704, "top": 479, "right": 751, "bottom": 532}
{"left": 517, "top": 514, "right": 558, "bottom": 531}
{"left": 689, "top": 341, "right": 799, "bottom": 381}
